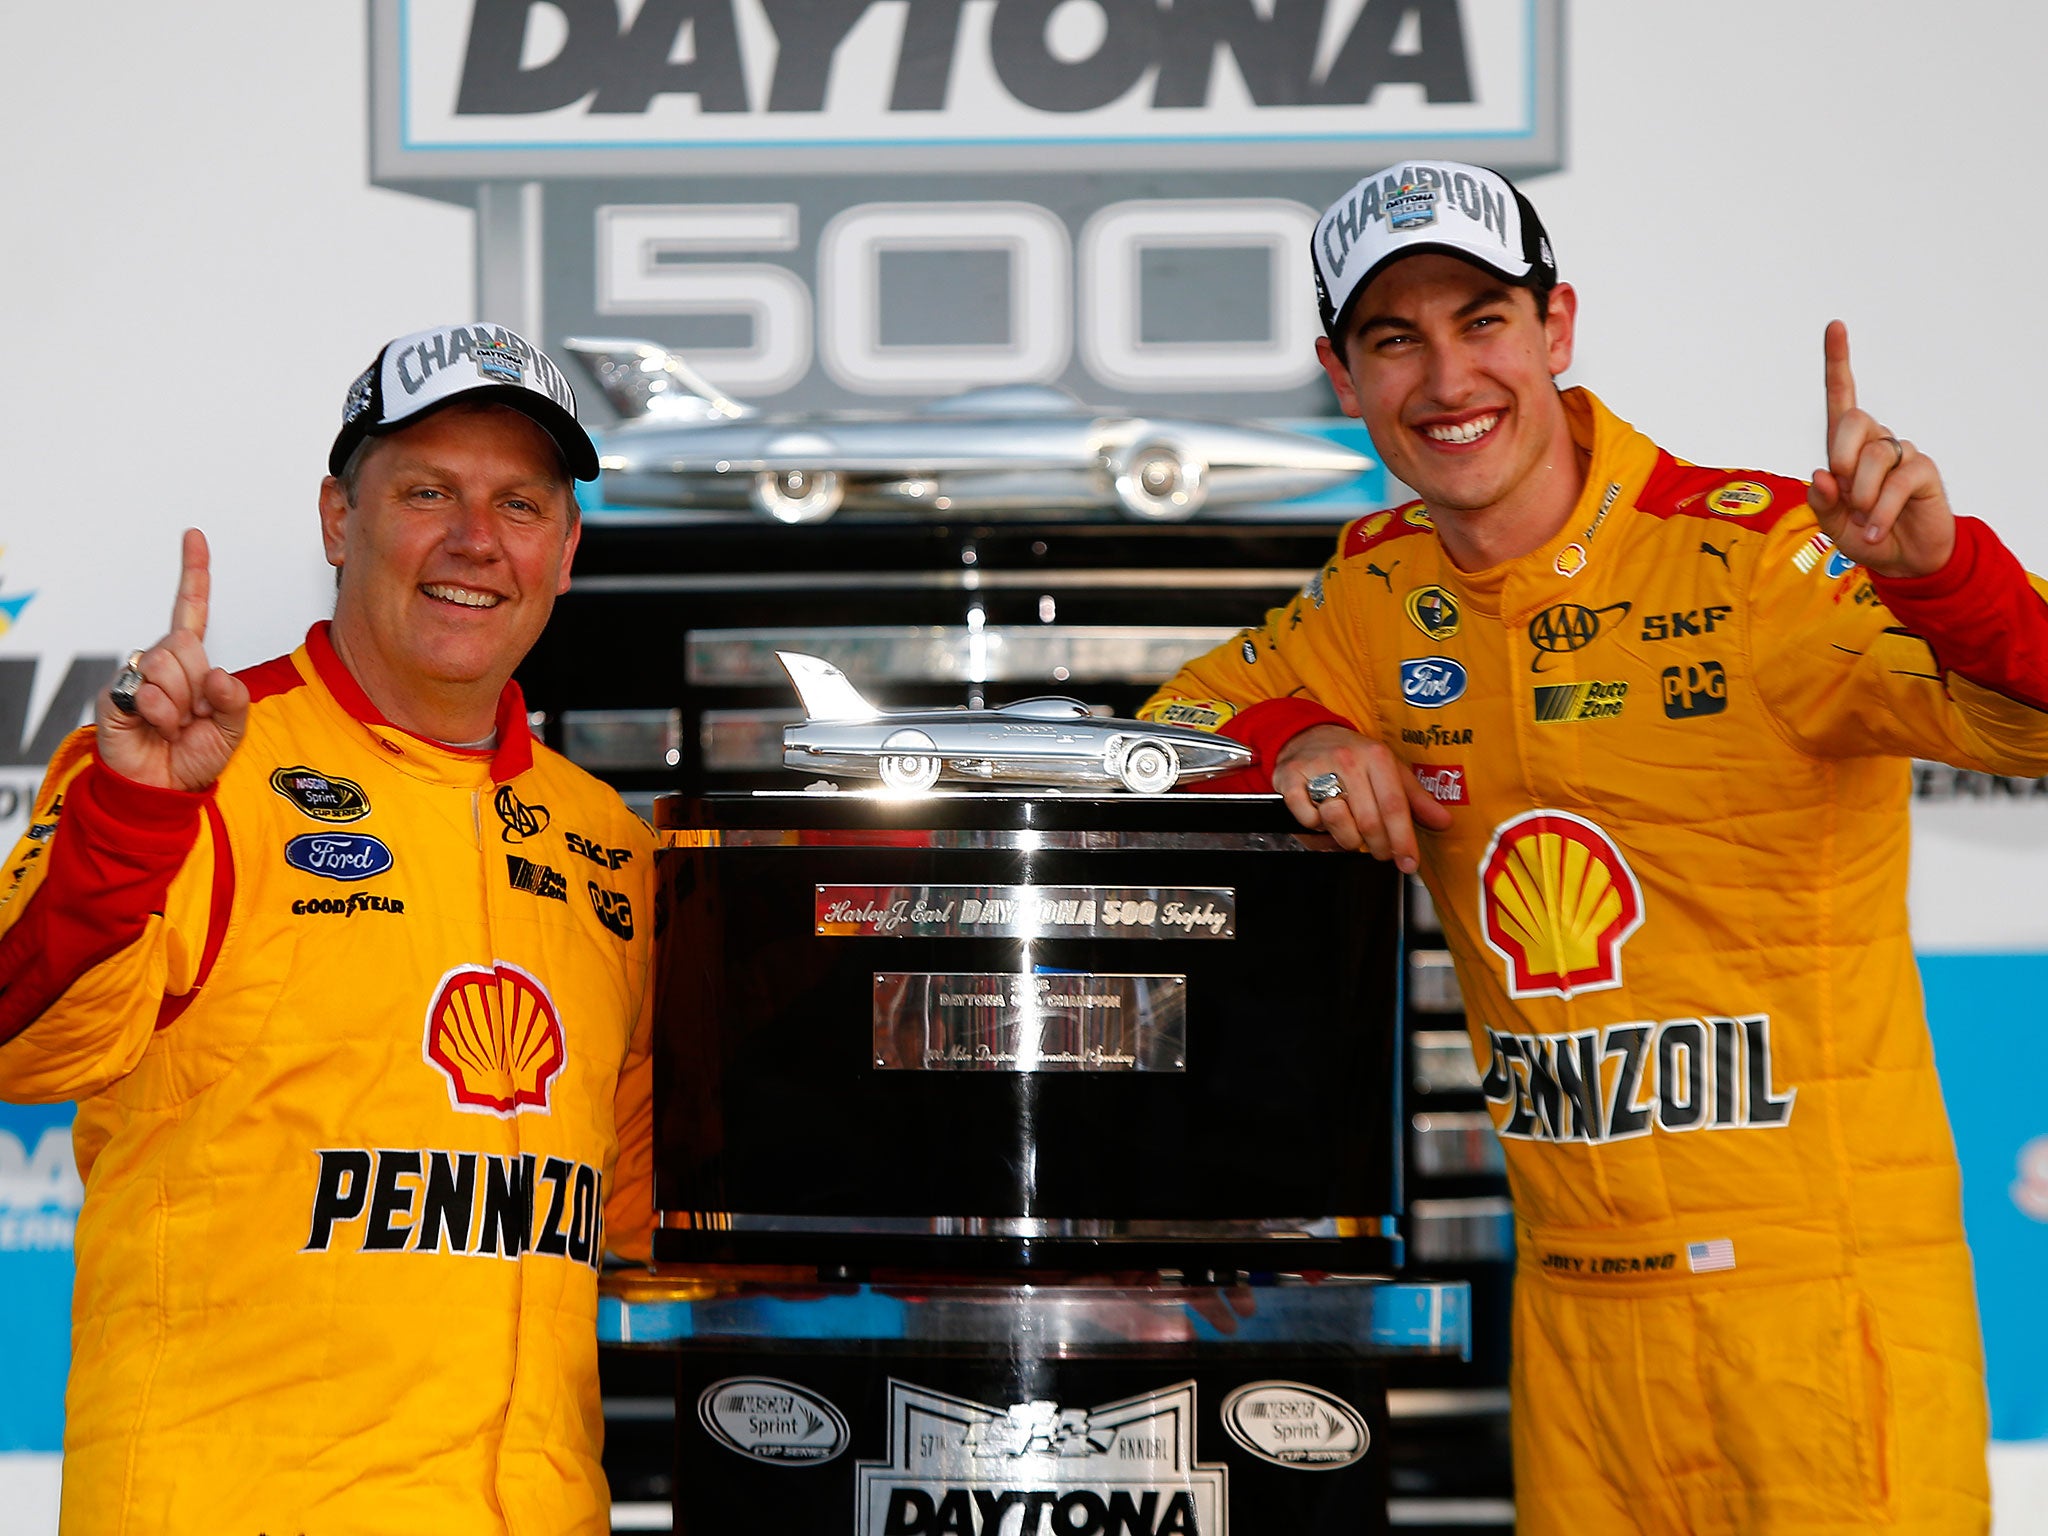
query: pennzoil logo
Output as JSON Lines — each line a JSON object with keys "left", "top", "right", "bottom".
{"left": 270, "top": 765, "right": 371, "bottom": 823}
{"left": 423, "top": 961, "right": 566, "bottom": 1116}
{"left": 1479, "top": 811, "right": 1644, "bottom": 1000}
{"left": 1144, "top": 699, "right": 1238, "bottom": 733}
{"left": 1404, "top": 585, "right": 1460, "bottom": 640}
{"left": 1706, "top": 481, "right": 1772, "bottom": 517}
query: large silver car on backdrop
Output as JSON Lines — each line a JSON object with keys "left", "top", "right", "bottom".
{"left": 777, "top": 652, "right": 1254, "bottom": 793}
{"left": 566, "top": 338, "right": 1370, "bottom": 525}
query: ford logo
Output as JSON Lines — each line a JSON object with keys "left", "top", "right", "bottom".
{"left": 284, "top": 833, "right": 395, "bottom": 883}
{"left": 1399, "top": 657, "right": 1468, "bottom": 708}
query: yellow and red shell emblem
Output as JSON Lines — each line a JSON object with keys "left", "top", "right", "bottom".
{"left": 423, "top": 961, "right": 566, "bottom": 1115}
{"left": 1478, "top": 810, "right": 1644, "bottom": 1000}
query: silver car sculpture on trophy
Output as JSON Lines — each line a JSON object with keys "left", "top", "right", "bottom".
{"left": 566, "top": 337, "right": 1372, "bottom": 525}
{"left": 778, "top": 652, "right": 1254, "bottom": 794}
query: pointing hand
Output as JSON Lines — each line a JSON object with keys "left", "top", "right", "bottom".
{"left": 1806, "top": 321, "right": 1955, "bottom": 579}
{"left": 96, "top": 529, "right": 251, "bottom": 792}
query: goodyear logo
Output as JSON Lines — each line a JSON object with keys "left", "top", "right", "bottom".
{"left": 1481, "top": 1014, "right": 1795, "bottom": 1144}
{"left": 1706, "top": 481, "right": 1772, "bottom": 517}
{"left": 1661, "top": 661, "right": 1727, "bottom": 719}
{"left": 1405, "top": 585, "right": 1460, "bottom": 640}
{"left": 304, "top": 1146, "right": 604, "bottom": 1267}
{"left": 1532, "top": 681, "right": 1628, "bottom": 722}
{"left": 423, "top": 961, "right": 567, "bottom": 1116}
{"left": 1479, "top": 810, "right": 1644, "bottom": 1000}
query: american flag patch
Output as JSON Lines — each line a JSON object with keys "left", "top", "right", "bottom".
{"left": 1687, "top": 1239, "right": 1736, "bottom": 1274}
{"left": 1791, "top": 533, "right": 1834, "bottom": 573}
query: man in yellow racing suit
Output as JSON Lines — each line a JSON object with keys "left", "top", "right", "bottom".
{"left": 0, "top": 324, "right": 654, "bottom": 1535}
{"left": 1144, "top": 161, "right": 2048, "bottom": 1532}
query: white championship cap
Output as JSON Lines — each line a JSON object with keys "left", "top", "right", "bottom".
{"left": 328, "top": 322, "right": 599, "bottom": 481}
{"left": 1312, "top": 161, "right": 1557, "bottom": 339}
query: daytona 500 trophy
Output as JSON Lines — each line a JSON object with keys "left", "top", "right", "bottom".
{"left": 600, "top": 657, "right": 1470, "bottom": 1535}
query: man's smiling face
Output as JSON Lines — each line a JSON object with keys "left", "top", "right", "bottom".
{"left": 1318, "top": 253, "right": 1577, "bottom": 518}
{"left": 319, "top": 401, "right": 580, "bottom": 706}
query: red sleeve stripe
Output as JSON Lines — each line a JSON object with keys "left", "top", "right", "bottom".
{"left": 1189, "top": 697, "right": 1357, "bottom": 794}
{"left": 0, "top": 759, "right": 206, "bottom": 1047}
{"left": 155, "top": 796, "right": 235, "bottom": 1031}
{"left": 1868, "top": 516, "right": 2048, "bottom": 714}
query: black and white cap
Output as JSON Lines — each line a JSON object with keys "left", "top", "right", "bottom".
{"left": 1312, "top": 161, "right": 1557, "bottom": 339}
{"left": 328, "top": 322, "right": 600, "bottom": 481}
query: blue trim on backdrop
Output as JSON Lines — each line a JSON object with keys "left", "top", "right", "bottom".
{"left": 1921, "top": 952, "right": 2048, "bottom": 1441}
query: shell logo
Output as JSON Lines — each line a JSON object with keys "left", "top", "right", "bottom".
{"left": 423, "top": 961, "right": 566, "bottom": 1115}
{"left": 1478, "top": 810, "right": 1644, "bottom": 1000}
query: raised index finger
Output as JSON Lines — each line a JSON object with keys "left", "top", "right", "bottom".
{"left": 1824, "top": 319, "right": 1857, "bottom": 438}
{"left": 170, "top": 527, "right": 210, "bottom": 640}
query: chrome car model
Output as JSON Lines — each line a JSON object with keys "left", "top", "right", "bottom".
{"left": 778, "top": 652, "right": 1253, "bottom": 794}
{"left": 566, "top": 337, "right": 1370, "bottom": 525}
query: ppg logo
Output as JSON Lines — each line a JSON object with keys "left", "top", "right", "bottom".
{"left": 1400, "top": 657, "right": 1469, "bottom": 708}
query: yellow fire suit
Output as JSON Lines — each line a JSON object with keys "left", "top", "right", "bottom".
{"left": 1145, "top": 389, "right": 2048, "bottom": 1532}
{"left": 0, "top": 624, "right": 656, "bottom": 1536}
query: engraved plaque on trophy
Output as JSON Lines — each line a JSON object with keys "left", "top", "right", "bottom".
{"left": 653, "top": 792, "right": 1403, "bottom": 1273}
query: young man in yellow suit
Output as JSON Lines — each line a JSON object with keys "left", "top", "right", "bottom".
{"left": 1144, "top": 162, "right": 2048, "bottom": 1532}
{"left": 0, "top": 325, "right": 655, "bottom": 1535}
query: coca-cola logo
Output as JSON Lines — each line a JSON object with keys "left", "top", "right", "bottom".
{"left": 1398, "top": 657, "right": 1468, "bottom": 709}
{"left": 1412, "top": 764, "right": 1469, "bottom": 805}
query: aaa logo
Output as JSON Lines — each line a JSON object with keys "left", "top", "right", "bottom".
{"left": 1478, "top": 810, "right": 1644, "bottom": 1000}
{"left": 424, "top": 961, "right": 566, "bottom": 1115}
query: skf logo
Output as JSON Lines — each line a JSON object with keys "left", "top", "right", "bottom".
{"left": 1412, "top": 764, "right": 1468, "bottom": 805}
{"left": 588, "top": 882, "right": 634, "bottom": 940}
{"left": 1640, "top": 607, "right": 1732, "bottom": 641}
{"left": 424, "top": 961, "right": 566, "bottom": 1116}
{"left": 494, "top": 784, "right": 550, "bottom": 842}
{"left": 1405, "top": 585, "right": 1460, "bottom": 640}
{"left": 1526, "top": 602, "right": 1629, "bottom": 672}
{"left": 1479, "top": 810, "right": 1645, "bottom": 1000}
{"left": 1532, "top": 680, "right": 1628, "bottom": 723}
{"left": 1661, "top": 662, "right": 1727, "bottom": 719}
